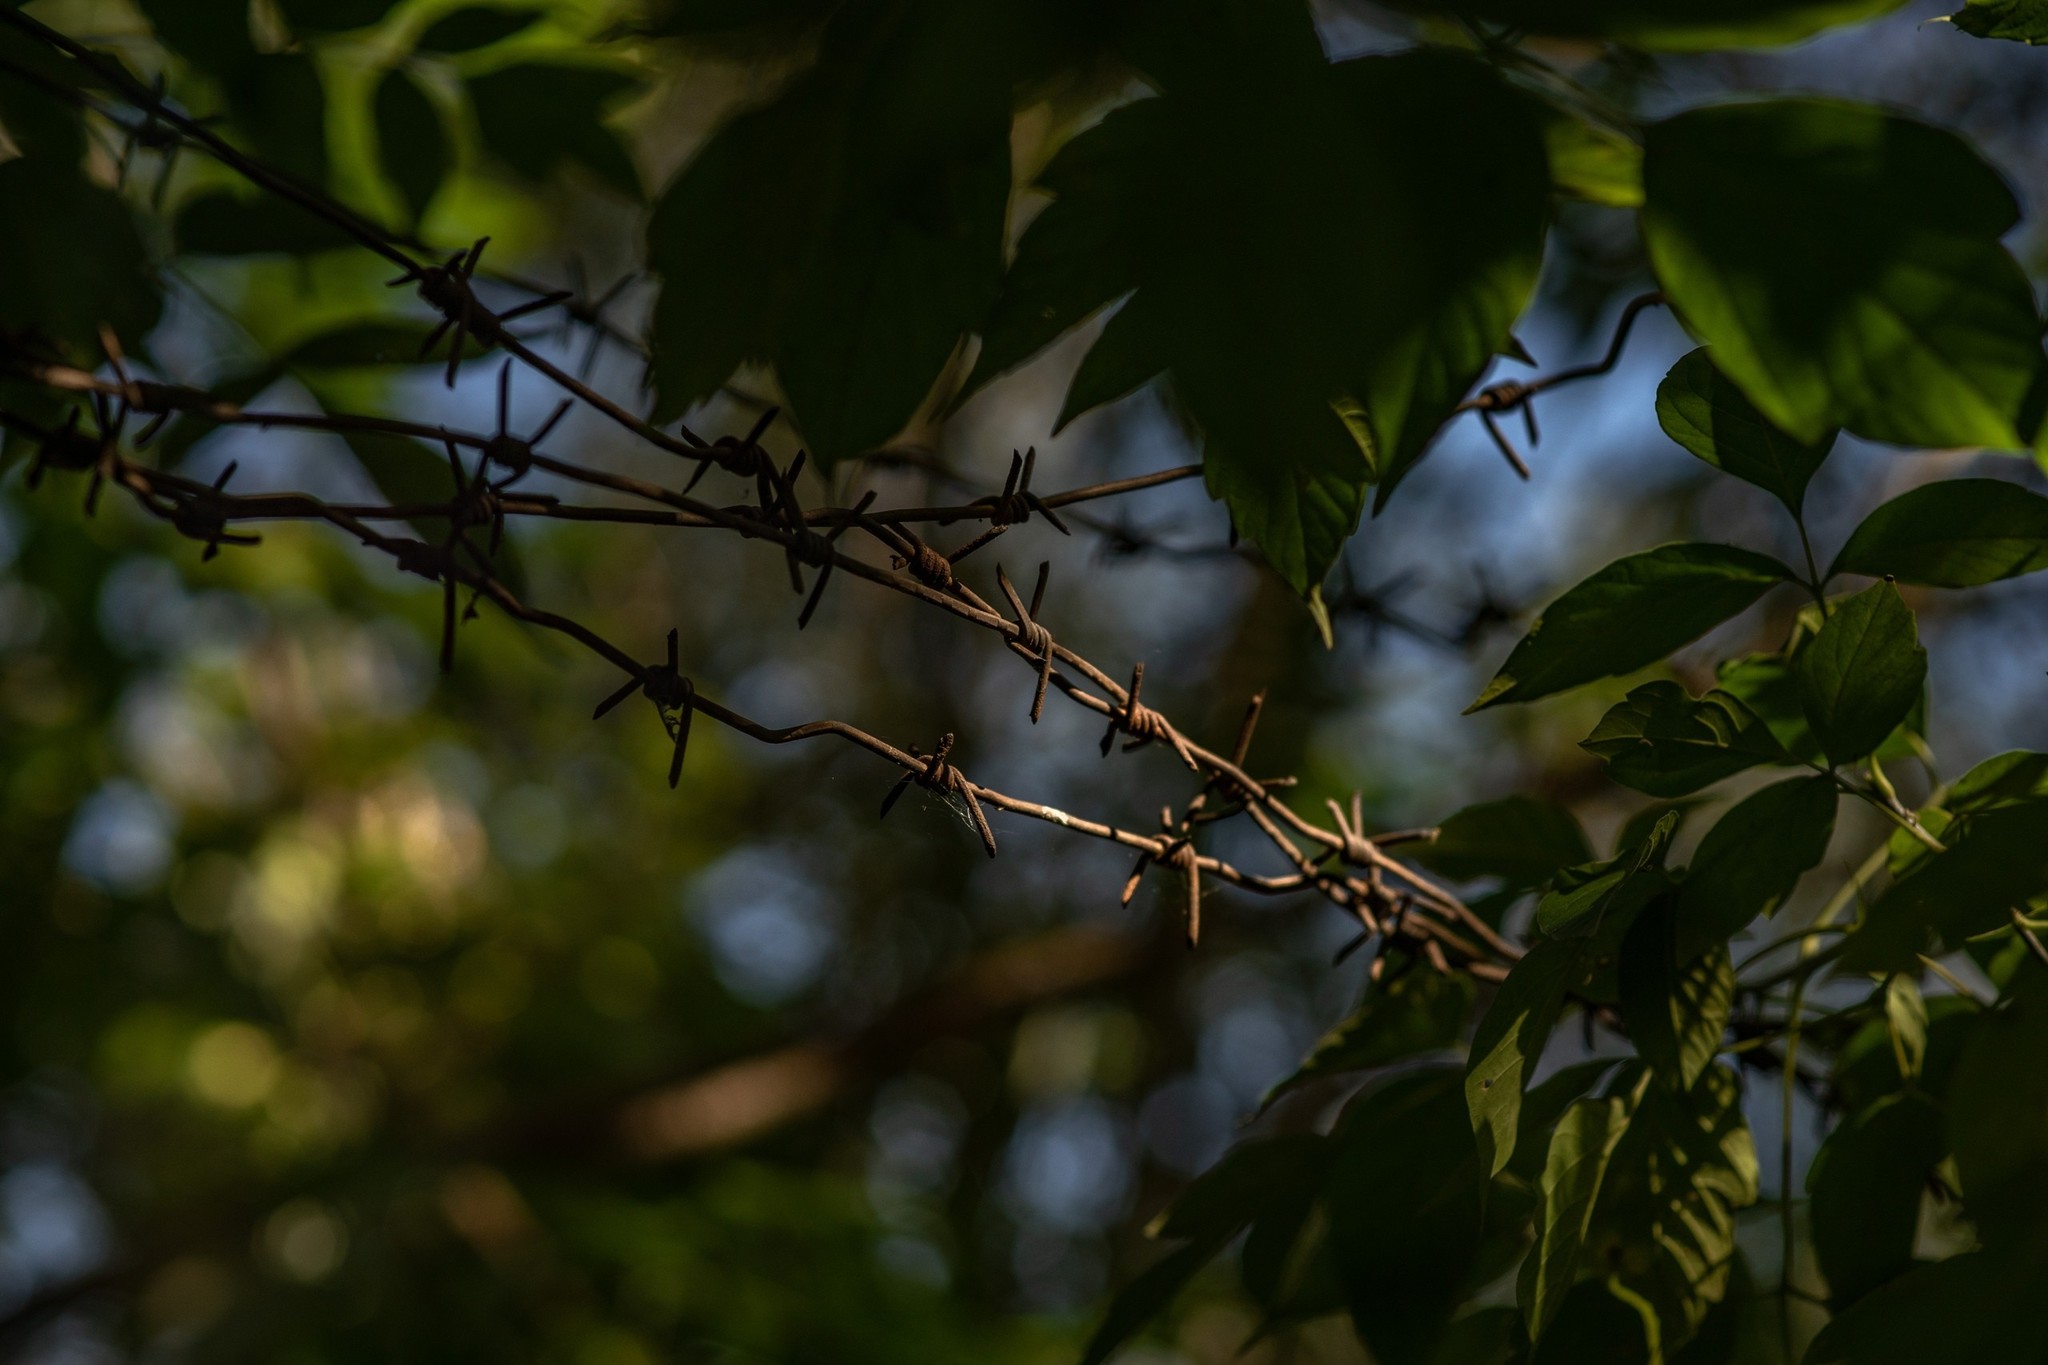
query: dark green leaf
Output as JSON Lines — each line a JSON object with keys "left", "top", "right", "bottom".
{"left": 1642, "top": 98, "right": 2045, "bottom": 450}
{"left": 223, "top": 54, "right": 328, "bottom": 185}
{"left": 418, "top": 5, "right": 542, "bottom": 53}
{"left": 374, "top": 67, "right": 447, "bottom": 228}
{"left": 0, "top": 160, "right": 160, "bottom": 355}
{"left": 0, "top": 19, "right": 90, "bottom": 158}
{"left": 1677, "top": 776, "right": 1837, "bottom": 956}
{"left": 1258, "top": 971, "right": 1475, "bottom": 1114}
{"left": 1795, "top": 581, "right": 1927, "bottom": 764}
{"left": 1804, "top": 1224, "right": 2048, "bottom": 1365}
{"left": 1808, "top": 1093, "right": 1945, "bottom": 1308}
{"left": 1946, "top": 750, "right": 2048, "bottom": 815}
{"left": 1151, "top": 1134, "right": 1330, "bottom": 1242}
{"left": 1656, "top": 347, "right": 1834, "bottom": 515}
{"left": 645, "top": 86, "right": 838, "bottom": 419}
{"left": 1583, "top": 682, "right": 1790, "bottom": 797}
{"left": 176, "top": 190, "right": 358, "bottom": 257}
{"left": 1466, "top": 938, "right": 1604, "bottom": 1176}
{"left": 135, "top": 0, "right": 257, "bottom": 75}
{"left": 1715, "top": 652, "right": 1823, "bottom": 763}
{"left": 1948, "top": 0, "right": 2048, "bottom": 42}
{"left": 961, "top": 101, "right": 1164, "bottom": 401}
{"left": 1832, "top": 995, "right": 1981, "bottom": 1116}
{"left": 1831, "top": 478, "right": 2048, "bottom": 587}
{"left": 469, "top": 64, "right": 645, "bottom": 198}
{"left": 1329, "top": 1070, "right": 1486, "bottom": 1365}
{"left": 1054, "top": 292, "right": 1165, "bottom": 432}
{"left": 1520, "top": 1096, "right": 1632, "bottom": 1342}
{"left": 1469, "top": 544, "right": 1793, "bottom": 710}
{"left": 1619, "top": 903, "right": 1733, "bottom": 1091}
{"left": 275, "top": 0, "right": 399, "bottom": 31}
{"left": 1409, "top": 795, "right": 1592, "bottom": 892}
{"left": 1839, "top": 800, "right": 2048, "bottom": 972}
{"left": 1079, "top": 1241, "right": 1217, "bottom": 1365}
{"left": 1536, "top": 812, "right": 1679, "bottom": 940}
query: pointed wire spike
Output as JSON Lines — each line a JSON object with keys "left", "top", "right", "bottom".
{"left": 666, "top": 628, "right": 680, "bottom": 670}
{"left": 1121, "top": 853, "right": 1150, "bottom": 907}
{"left": 682, "top": 458, "right": 714, "bottom": 495}
{"left": 419, "top": 318, "right": 453, "bottom": 357}
{"left": 531, "top": 399, "right": 573, "bottom": 447}
{"left": 1030, "top": 561, "right": 1050, "bottom": 616}
{"left": 743, "top": 405, "right": 778, "bottom": 448}
{"left": 668, "top": 703, "right": 691, "bottom": 788}
{"left": 593, "top": 675, "right": 640, "bottom": 720}
{"left": 796, "top": 561, "right": 833, "bottom": 629}
{"left": 879, "top": 772, "right": 915, "bottom": 819}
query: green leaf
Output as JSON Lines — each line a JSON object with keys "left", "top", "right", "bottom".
{"left": 1946, "top": 750, "right": 2048, "bottom": 815}
{"left": 1806, "top": 1092, "right": 1947, "bottom": 1308}
{"left": 1676, "top": 775, "right": 1837, "bottom": 956}
{"left": 0, "top": 18, "right": 91, "bottom": 159}
{"left": 0, "top": 160, "right": 161, "bottom": 355}
{"left": 417, "top": 5, "right": 542, "bottom": 53}
{"left": 374, "top": 67, "right": 447, "bottom": 228}
{"left": 646, "top": 0, "right": 1017, "bottom": 459}
{"left": 1329, "top": 1070, "right": 1487, "bottom": 1365}
{"left": 1642, "top": 98, "right": 2045, "bottom": 450}
{"left": 1536, "top": 812, "right": 1679, "bottom": 939}
{"left": 1795, "top": 581, "right": 1927, "bottom": 765}
{"left": 1619, "top": 903, "right": 1734, "bottom": 1091}
{"left": 1520, "top": 1096, "right": 1632, "bottom": 1343}
{"left": 222, "top": 54, "right": 329, "bottom": 186}
{"left": 961, "top": 101, "right": 1164, "bottom": 401}
{"left": 1946, "top": 976, "right": 2048, "bottom": 1231}
{"left": 1884, "top": 974, "right": 1928, "bottom": 1080}
{"left": 1258, "top": 971, "right": 1475, "bottom": 1115}
{"left": 1471, "top": 544, "right": 1793, "bottom": 711}
{"left": 1656, "top": 347, "right": 1835, "bottom": 515}
{"left": 1151, "top": 1134, "right": 1330, "bottom": 1242}
{"left": 469, "top": 64, "right": 645, "bottom": 198}
{"left": 1388, "top": 0, "right": 1909, "bottom": 50}
{"left": 1587, "top": 1065, "right": 1759, "bottom": 1350}
{"left": 1054, "top": 293, "right": 1164, "bottom": 432}
{"left": 1079, "top": 1241, "right": 1217, "bottom": 1365}
{"left": 1408, "top": 795, "right": 1592, "bottom": 892}
{"left": 1948, "top": 0, "right": 2048, "bottom": 42}
{"left": 135, "top": 0, "right": 258, "bottom": 76}
{"left": 1805, "top": 1239, "right": 2048, "bottom": 1365}
{"left": 275, "top": 0, "right": 399, "bottom": 31}
{"left": 176, "top": 190, "right": 358, "bottom": 257}
{"left": 1466, "top": 938, "right": 1607, "bottom": 1176}
{"left": 1839, "top": 800, "right": 2048, "bottom": 973}
{"left": 1583, "top": 682, "right": 1790, "bottom": 798}
{"left": 1831, "top": 478, "right": 2048, "bottom": 588}
{"left": 1540, "top": 106, "right": 1643, "bottom": 207}
{"left": 645, "top": 86, "right": 838, "bottom": 419}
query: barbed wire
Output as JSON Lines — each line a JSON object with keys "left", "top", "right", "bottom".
{"left": 0, "top": 8, "right": 1660, "bottom": 980}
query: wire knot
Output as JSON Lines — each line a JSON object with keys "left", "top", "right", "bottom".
{"left": 167, "top": 461, "right": 259, "bottom": 561}
{"left": 1121, "top": 806, "right": 1203, "bottom": 946}
{"left": 879, "top": 732, "right": 997, "bottom": 858}
{"left": 970, "top": 448, "right": 1070, "bottom": 534}
{"left": 996, "top": 562, "right": 1057, "bottom": 723}
{"left": 592, "top": 628, "right": 696, "bottom": 787}
{"left": 1100, "top": 662, "right": 1199, "bottom": 770}
{"left": 900, "top": 541, "right": 955, "bottom": 590}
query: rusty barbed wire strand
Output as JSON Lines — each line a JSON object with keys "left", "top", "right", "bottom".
{"left": 0, "top": 14, "right": 1659, "bottom": 977}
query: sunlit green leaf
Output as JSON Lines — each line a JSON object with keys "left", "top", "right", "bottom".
{"left": 1643, "top": 98, "right": 2045, "bottom": 450}
{"left": 0, "top": 160, "right": 160, "bottom": 354}
{"left": 1520, "top": 1096, "right": 1632, "bottom": 1342}
{"left": 1471, "top": 544, "right": 1794, "bottom": 710}
{"left": 1656, "top": 347, "right": 1834, "bottom": 515}
{"left": 1619, "top": 903, "right": 1733, "bottom": 1091}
